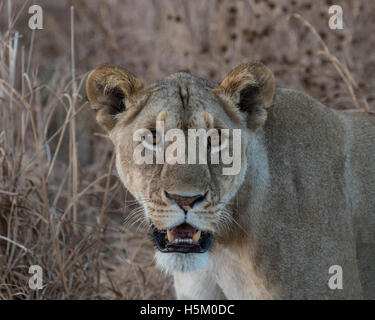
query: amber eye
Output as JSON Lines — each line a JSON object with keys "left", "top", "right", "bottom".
{"left": 208, "top": 132, "right": 221, "bottom": 148}
{"left": 208, "top": 130, "right": 226, "bottom": 149}
{"left": 208, "top": 130, "right": 228, "bottom": 153}
{"left": 144, "top": 130, "right": 160, "bottom": 146}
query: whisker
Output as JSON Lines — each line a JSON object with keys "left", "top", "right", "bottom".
{"left": 220, "top": 208, "right": 249, "bottom": 237}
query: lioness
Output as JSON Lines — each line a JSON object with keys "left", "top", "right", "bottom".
{"left": 86, "top": 62, "right": 375, "bottom": 299}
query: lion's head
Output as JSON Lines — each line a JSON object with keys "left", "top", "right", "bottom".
{"left": 86, "top": 62, "right": 275, "bottom": 272}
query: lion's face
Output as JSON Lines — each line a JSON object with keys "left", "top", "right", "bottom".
{"left": 110, "top": 78, "right": 249, "bottom": 272}
{"left": 86, "top": 63, "right": 275, "bottom": 272}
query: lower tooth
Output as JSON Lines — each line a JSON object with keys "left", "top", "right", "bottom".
{"left": 192, "top": 230, "right": 201, "bottom": 243}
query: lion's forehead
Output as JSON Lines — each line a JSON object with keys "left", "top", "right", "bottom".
{"left": 134, "top": 90, "right": 235, "bottom": 131}
{"left": 147, "top": 72, "right": 218, "bottom": 90}
{"left": 146, "top": 85, "right": 215, "bottom": 109}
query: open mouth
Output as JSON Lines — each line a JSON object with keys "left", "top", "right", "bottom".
{"left": 151, "top": 223, "right": 212, "bottom": 253}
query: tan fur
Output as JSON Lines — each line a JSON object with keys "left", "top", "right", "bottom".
{"left": 86, "top": 62, "right": 375, "bottom": 299}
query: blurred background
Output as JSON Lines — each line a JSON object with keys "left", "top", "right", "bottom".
{"left": 0, "top": 0, "right": 374, "bottom": 299}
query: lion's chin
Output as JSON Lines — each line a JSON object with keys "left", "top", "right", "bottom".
{"left": 155, "top": 251, "right": 209, "bottom": 273}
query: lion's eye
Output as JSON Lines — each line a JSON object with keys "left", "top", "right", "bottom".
{"left": 208, "top": 130, "right": 228, "bottom": 153}
{"left": 144, "top": 130, "right": 160, "bottom": 146}
{"left": 208, "top": 130, "right": 227, "bottom": 149}
{"left": 208, "top": 133, "right": 221, "bottom": 147}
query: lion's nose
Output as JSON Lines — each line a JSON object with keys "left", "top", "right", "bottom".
{"left": 165, "top": 192, "right": 206, "bottom": 210}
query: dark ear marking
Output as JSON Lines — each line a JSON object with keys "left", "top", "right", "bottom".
{"left": 238, "top": 85, "right": 260, "bottom": 113}
{"left": 107, "top": 86, "right": 126, "bottom": 115}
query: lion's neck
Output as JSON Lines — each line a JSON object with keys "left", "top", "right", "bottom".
{"left": 211, "top": 129, "right": 282, "bottom": 298}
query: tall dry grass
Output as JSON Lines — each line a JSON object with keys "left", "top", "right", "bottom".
{"left": 0, "top": 0, "right": 172, "bottom": 299}
{"left": 0, "top": 0, "right": 374, "bottom": 299}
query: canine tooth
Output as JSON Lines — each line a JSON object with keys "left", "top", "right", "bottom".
{"left": 167, "top": 230, "right": 175, "bottom": 242}
{"left": 192, "top": 230, "right": 201, "bottom": 243}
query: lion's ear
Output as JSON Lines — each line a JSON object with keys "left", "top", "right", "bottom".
{"left": 216, "top": 62, "right": 275, "bottom": 131}
{"left": 86, "top": 65, "right": 143, "bottom": 131}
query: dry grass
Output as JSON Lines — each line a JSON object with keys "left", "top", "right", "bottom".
{"left": 0, "top": 0, "right": 374, "bottom": 299}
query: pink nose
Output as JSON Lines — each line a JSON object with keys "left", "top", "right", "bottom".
{"left": 165, "top": 192, "right": 206, "bottom": 209}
